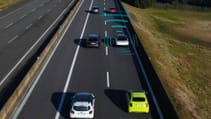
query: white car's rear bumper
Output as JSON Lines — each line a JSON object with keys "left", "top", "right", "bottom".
{"left": 116, "top": 41, "right": 129, "bottom": 46}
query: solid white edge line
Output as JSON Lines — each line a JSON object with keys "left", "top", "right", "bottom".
{"left": 106, "top": 72, "right": 110, "bottom": 88}
{"left": 0, "top": 0, "right": 74, "bottom": 87}
{"left": 12, "top": 0, "right": 84, "bottom": 118}
{"left": 54, "top": 0, "right": 93, "bottom": 119}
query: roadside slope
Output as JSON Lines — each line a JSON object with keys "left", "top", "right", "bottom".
{"left": 123, "top": 3, "right": 211, "bottom": 119}
{"left": 0, "top": 0, "right": 24, "bottom": 10}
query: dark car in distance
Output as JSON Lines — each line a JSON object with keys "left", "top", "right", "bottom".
{"left": 92, "top": 6, "right": 99, "bottom": 13}
{"left": 86, "top": 34, "right": 100, "bottom": 48}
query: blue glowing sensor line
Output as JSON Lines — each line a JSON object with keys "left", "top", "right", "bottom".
{"left": 104, "top": 37, "right": 114, "bottom": 46}
{"left": 105, "top": 19, "right": 128, "bottom": 23}
{"left": 104, "top": 37, "right": 109, "bottom": 47}
{"left": 116, "top": 49, "right": 134, "bottom": 56}
{"left": 111, "top": 25, "right": 127, "bottom": 29}
{"left": 100, "top": 13, "right": 128, "bottom": 17}
{"left": 116, "top": 30, "right": 123, "bottom": 33}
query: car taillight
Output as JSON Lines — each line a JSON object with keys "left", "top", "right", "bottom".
{"left": 89, "top": 111, "right": 93, "bottom": 114}
{"left": 130, "top": 103, "right": 132, "bottom": 107}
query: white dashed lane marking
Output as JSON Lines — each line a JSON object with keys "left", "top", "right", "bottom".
{"left": 8, "top": 35, "right": 18, "bottom": 44}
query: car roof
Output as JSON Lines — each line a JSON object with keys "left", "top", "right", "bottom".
{"left": 92, "top": 6, "right": 99, "bottom": 8}
{"left": 88, "top": 34, "right": 99, "bottom": 38}
{"left": 73, "top": 92, "right": 94, "bottom": 102}
{"left": 117, "top": 34, "right": 127, "bottom": 37}
{"left": 73, "top": 102, "right": 91, "bottom": 106}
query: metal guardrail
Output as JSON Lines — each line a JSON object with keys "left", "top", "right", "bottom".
{"left": 0, "top": 0, "right": 82, "bottom": 118}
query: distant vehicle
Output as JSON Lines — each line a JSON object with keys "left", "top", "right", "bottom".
{"left": 109, "top": 7, "right": 117, "bottom": 13}
{"left": 70, "top": 92, "right": 95, "bottom": 118}
{"left": 126, "top": 90, "right": 149, "bottom": 113}
{"left": 92, "top": 6, "right": 99, "bottom": 13}
{"left": 86, "top": 34, "right": 100, "bottom": 48}
{"left": 115, "top": 34, "right": 129, "bottom": 46}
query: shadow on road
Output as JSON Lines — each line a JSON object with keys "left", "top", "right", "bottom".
{"left": 104, "top": 89, "right": 128, "bottom": 112}
{"left": 51, "top": 92, "right": 75, "bottom": 119}
{"left": 74, "top": 38, "right": 87, "bottom": 48}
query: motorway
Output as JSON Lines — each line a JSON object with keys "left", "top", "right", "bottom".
{"left": 12, "top": 0, "right": 156, "bottom": 119}
{"left": 0, "top": 0, "right": 73, "bottom": 89}
{"left": 0, "top": 0, "right": 75, "bottom": 108}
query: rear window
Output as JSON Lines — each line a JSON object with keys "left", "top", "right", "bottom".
{"left": 132, "top": 97, "right": 145, "bottom": 102}
{"left": 117, "top": 36, "right": 127, "bottom": 41}
{"left": 73, "top": 106, "right": 90, "bottom": 111}
{"left": 88, "top": 37, "right": 98, "bottom": 42}
{"left": 93, "top": 7, "right": 99, "bottom": 10}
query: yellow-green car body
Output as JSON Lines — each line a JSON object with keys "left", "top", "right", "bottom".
{"left": 126, "top": 90, "right": 149, "bottom": 113}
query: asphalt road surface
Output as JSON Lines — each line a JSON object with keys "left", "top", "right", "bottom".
{"left": 13, "top": 0, "right": 157, "bottom": 119}
{"left": 0, "top": 0, "right": 73, "bottom": 91}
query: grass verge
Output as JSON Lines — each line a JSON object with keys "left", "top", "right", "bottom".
{"left": 123, "top": 3, "right": 211, "bottom": 119}
{"left": 0, "top": 0, "right": 24, "bottom": 10}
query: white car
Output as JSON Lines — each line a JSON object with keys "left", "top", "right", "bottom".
{"left": 115, "top": 34, "right": 129, "bottom": 46}
{"left": 70, "top": 92, "right": 95, "bottom": 119}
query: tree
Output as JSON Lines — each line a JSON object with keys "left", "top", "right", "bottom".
{"left": 133, "top": 0, "right": 153, "bottom": 8}
{"left": 172, "top": 0, "right": 179, "bottom": 7}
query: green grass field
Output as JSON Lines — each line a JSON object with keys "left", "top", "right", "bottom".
{"left": 124, "top": 3, "right": 211, "bottom": 119}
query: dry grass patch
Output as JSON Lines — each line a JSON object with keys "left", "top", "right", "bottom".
{"left": 123, "top": 3, "right": 211, "bottom": 119}
{"left": 0, "top": 0, "right": 24, "bottom": 10}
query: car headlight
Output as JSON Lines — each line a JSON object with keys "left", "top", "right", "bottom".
{"left": 89, "top": 111, "right": 93, "bottom": 114}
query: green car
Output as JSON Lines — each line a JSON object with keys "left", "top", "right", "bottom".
{"left": 126, "top": 90, "right": 150, "bottom": 113}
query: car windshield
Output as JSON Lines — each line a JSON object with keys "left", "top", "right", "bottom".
{"left": 93, "top": 6, "right": 99, "bottom": 9}
{"left": 73, "top": 106, "right": 90, "bottom": 111}
{"left": 132, "top": 97, "right": 145, "bottom": 102}
{"left": 74, "top": 94, "right": 93, "bottom": 102}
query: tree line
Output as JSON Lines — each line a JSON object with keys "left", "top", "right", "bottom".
{"left": 123, "top": 0, "right": 211, "bottom": 8}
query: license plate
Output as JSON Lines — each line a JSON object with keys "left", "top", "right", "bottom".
{"left": 136, "top": 104, "right": 142, "bottom": 107}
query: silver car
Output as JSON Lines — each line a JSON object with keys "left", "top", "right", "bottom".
{"left": 115, "top": 34, "right": 129, "bottom": 46}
